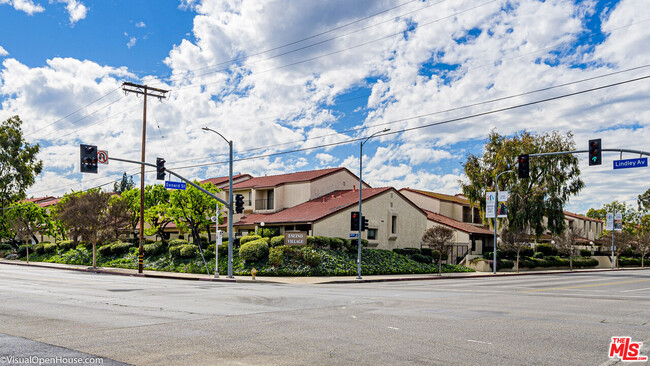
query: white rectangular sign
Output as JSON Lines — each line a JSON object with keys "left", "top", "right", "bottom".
{"left": 606, "top": 213, "right": 614, "bottom": 231}
{"left": 497, "top": 191, "right": 509, "bottom": 218}
{"left": 614, "top": 213, "right": 623, "bottom": 231}
{"left": 486, "top": 192, "right": 496, "bottom": 218}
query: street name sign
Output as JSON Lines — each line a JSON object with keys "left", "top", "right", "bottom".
{"left": 613, "top": 157, "right": 647, "bottom": 170}
{"left": 165, "top": 181, "right": 186, "bottom": 190}
{"left": 349, "top": 233, "right": 359, "bottom": 238}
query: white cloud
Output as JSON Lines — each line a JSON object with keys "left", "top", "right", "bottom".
{"left": 136, "top": 21, "right": 146, "bottom": 28}
{"left": 127, "top": 37, "right": 136, "bottom": 49}
{"left": 0, "top": 46, "right": 8, "bottom": 57}
{"left": 56, "top": 0, "right": 87, "bottom": 24}
{"left": 0, "top": 0, "right": 44, "bottom": 15}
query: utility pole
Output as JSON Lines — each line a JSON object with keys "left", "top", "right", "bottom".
{"left": 122, "top": 82, "right": 169, "bottom": 273}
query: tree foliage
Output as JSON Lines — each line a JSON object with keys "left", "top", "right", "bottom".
{"left": 421, "top": 226, "right": 454, "bottom": 275}
{"left": 462, "top": 130, "right": 583, "bottom": 237}
{"left": 0, "top": 116, "right": 43, "bottom": 239}
{"left": 143, "top": 184, "right": 172, "bottom": 243}
{"left": 500, "top": 226, "right": 529, "bottom": 272}
{"left": 553, "top": 226, "right": 584, "bottom": 271}
{"left": 5, "top": 202, "right": 54, "bottom": 245}
{"left": 113, "top": 172, "right": 135, "bottom": 193}
{"left": 169, "top": 182, "right": 221, "bottom": 246}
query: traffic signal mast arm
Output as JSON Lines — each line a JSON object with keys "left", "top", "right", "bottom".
{"left": 109, "top": 156, "right": 230, "bottom": 208}
{"left": 528, "top": 148, "right": 650, "bottom": 159}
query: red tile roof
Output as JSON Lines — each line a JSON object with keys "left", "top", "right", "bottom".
{"left": 22, "top": 196, "right": 60, "bottom": 208}
{"left": 401, "top": 188, "right": 471, "bottom": 206}
{"left": 425, "top": 210, "right": 493, "bottom": 235}
{"left": 234, "top": 188, "right": 392, "bottom": 225}
{"left": 564, "top": 211, "right": 602, "bottom": 223}
{"left": 200, "top": 174, "right": 252, "bottom": 186}
{"left": 230, "top": 168, "right": 356, "bottom": 189}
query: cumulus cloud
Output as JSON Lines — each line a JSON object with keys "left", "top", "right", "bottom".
{"left": 135, "top": 21, "right": 146, "bottom": 28}
{"left": 0, "top": 46, "right": 8, "bottom": 57}
{"left": 56, "top": 0, "right": 87, "bottom": 24}
{"left": 0, "top": 0, "right": 647, "bottom": 215}
{"left": 0, "top": 0, "right": 44, "bottom": 14}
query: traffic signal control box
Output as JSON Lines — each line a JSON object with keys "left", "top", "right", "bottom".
{"left": 361, "top": 216, "right": 369, "bottom": 231}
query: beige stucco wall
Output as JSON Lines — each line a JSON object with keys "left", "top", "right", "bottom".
{"left": 276, "top": 182, "right": 311, "bottom": 210}
{"left": 314, "top": 189, "right": 426, "bottom": 250}
{"left": 425, "top": 220, "right": 471, "bottom": 245}
{"left": 400, "top": 190, "right": 441, "bottom": 213}
{"left": 310, "top": 170, "right": 369, "bottom": 200}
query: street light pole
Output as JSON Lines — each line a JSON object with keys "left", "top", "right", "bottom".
{"left": 493, "top": 170, "right": 514, "bottom": 275}
{"left": 357, "top": 128, "right": 390, "bottom": 280}
{"left": 202, "top": 127, "right": 235, "bottom": 279}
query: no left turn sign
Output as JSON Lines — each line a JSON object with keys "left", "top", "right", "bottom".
{"left": 97, "top": 150, "right": 109, "bottom": 164}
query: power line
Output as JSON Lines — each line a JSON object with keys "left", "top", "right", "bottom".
{"left": 164, "top": 74, "right": 650, "bottom": 171}
{"left": 162, "top": 64, "right": 650, "bottom": 166}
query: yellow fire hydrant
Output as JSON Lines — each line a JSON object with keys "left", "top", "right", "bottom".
{"left": 251, "top": 268, "right": 257, "bottom": 280}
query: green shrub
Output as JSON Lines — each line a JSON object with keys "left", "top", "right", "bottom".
{"left": 411, "top": 254, "right": 432, "bottom": 264}
{"left": 430, "top": 250, "right": 448, "bottom": 263}
{"left": 269, "top": 247, "right": 284, "bottom": 266}
{"left": 168, "top": 239, "right": 189, "bottom": 247}
{"left": 535, "top": 243, "right": 558, "bottom": 256}
{"left": 168, "top": 245, "right": 182, "bottom": 258}
{"left": 110, "top": 242, "right": 131, "bottom": 255}
{"left": 312, "top": 236, "right": 330, "bottom": 249}
{"left": 520, "top": 246, "right": 535, "bottom": 257}
{"left": 533, "top": 252, "right": 545, "bottom": 259}
{"left": 329, "top": 238, "right": 345, "bottom": 250}
{"left": 573, "top": 257, "right": 598, "bottom": 268}
{"left": 179, "top": 245, "right": 198, "bottom": 258}
{"left": 0, "top": 243, "right": 13, "bottom": 251}
{"left": 260, "top": 228, "right": 279, "bottom": 238}
{"left": 56, "top": 240, "right": 75, "bottom": 251}
{"left": 300, "top": 246, "right": 322, "bottom": 267}
{"left": 178, "top": 234, "right": 185, "bottom": 239}
{"left": 619, "top": 257, "right": 642, "bottom": 266}
{"left": 580, "top": 249, "right": 592, "bottom": 257}
{"left": 98, "top": 244, "right": 112, "bottom": 257}
{"left": 32, "top": 243, "right": 45, "bottom": 255}
{"left": 421, "top": 248, "right": 433, "bottom": 256}
{"left": 306, "top": 236, "right": 316, "bottom": 246}
{"left": 240, "top": 235, "right": 262, "bottom": 245}
{"left": 402, "top": 247, "right": 421, "bottom": 256}
{"left": 144, "top": 242, "right": 165, "bottom": 256}
{"left": 43, "top": 243, "right": 58, "bottom": 254}
{"left": 344, "top": 238, "right": 368, "bottom": 252}
{"left": 16, "top": 245, "right": 27, "bottom": 257}
{"left": 239, "top": 239, "right": 269, "bottom": 262}
{"left": 269, "top": 236, "right": 284, "bottom": 247}
{"left": 498, "top": 259, "right": 515, "bottom": 269}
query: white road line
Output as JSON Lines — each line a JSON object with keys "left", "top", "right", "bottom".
{"left": 467, "top": 340, "right": 492, "bottom": 345}
{"left": 388, "top": 327, "right": 400, "bottom": 330}
{"left": 620, "top": 287, "right": 650, "bottom": 293}
{"left": 350, "top": 315, "right": 357, "bottom": 319}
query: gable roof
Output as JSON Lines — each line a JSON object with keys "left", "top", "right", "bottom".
{"left": 234, "top": 187, "right": 398, "bottom": 225}
{"left": 425, "top": 210, "right": 493, "bottom": 235}
{"left": 564, "top": 211, "right": 602, "bottom": 223}
{"left": 200, "top": 174, "right": 252, "bottom": 186}
{"left": 230, "top": 167, "right": 358, "bottom": 190}
{"left": 22, "top": 196, "right": 60, "bottom": 208}
{"left": 400, "top": 188, "right": 471, "bottom": 206}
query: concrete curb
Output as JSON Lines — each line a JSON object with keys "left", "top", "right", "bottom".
{"left": 1, "top": 259, "right": 647, "bottom": 285}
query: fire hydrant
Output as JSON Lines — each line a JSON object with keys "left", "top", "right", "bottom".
{"left": 251, "top": 268, "right": 257, "bottom": 280}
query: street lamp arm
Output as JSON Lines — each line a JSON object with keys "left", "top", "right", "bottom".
{"left": 202, "top": 127, "right": 230, "bottom": 144}
{"left": 362, "top": 128, "right": 391, "bottom": 146}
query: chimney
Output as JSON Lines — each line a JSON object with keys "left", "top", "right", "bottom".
{"left": 353, "top": 185, "right": 356, "bottom": 192}
{"left": 322, "top": 196, "right": 325, "bottom": 203}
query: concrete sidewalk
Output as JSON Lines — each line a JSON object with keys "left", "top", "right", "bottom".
{"left": 0, "top": 258, "right": 646, "bottom": 284}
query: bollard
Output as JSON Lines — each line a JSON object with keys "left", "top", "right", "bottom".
{"left": 251, "top": 268, "right": 257, "bottom": 280}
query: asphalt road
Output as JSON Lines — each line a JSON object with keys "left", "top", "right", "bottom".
{"left": 0, "top": 265, "right": 648, "bottom": 365}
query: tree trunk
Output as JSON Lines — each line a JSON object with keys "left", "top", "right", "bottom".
{"left": 438, "top": 253, "right": 442, "bottom": 276}
{"left": 516, "top": 253, "right": 520, "bottom": 273}
{"left": 92, "top": 242, "right": 96, "bottom": 268}
{"left": 642, "top": 255, "right": 645, "bottom": 268}
{"left": 570, "top": 252, "right": 573, "bottom": 271}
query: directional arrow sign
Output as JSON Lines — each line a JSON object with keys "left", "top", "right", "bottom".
{"left": 165, "top": 181, "right": 186, "bottom": 190}
{"left": 613, "top": 157, "right": 647, "bottom": 170}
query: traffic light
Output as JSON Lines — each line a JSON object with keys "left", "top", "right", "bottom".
{"left": 156, "top": 158, "right": 166, "bottom": 180}
{"left": 80, "top": 144, "right": 97, "bottom": 173}
{"left": 351, "top": 211, "right": 360, "bottom": 231}
{"left": 235, "top": 194, "right": 245, "bottom": 214}
{"left": 518, "top": 154, "right": 529, "bottom": 179}
{"left": 589, "top": 138, "right": 602, "bottom": 166}
{"left": 361, "top": 216, "right": 369, "bottom": 231}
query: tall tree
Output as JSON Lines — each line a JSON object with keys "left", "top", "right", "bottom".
{"left": 421, "top": 226, "right": 454, "bottom": 276}
{"left": 104, "top": 195, "right": 132, "bottom": 241}
{"left": 462, "top": 130, "right": 583, "bottom": 237}
{"left": 501, "top": 226, "right": 529, "bottom": 273}
{"left": 53, "top": 189, "right": 111, "bottom": 268}
{"left": 633, "top": 214, "right": 650, "bottom": 268}
{"left": 5, "top": 202, "right": 54, "bottom": 249}
{"left": 143, "top": 184, "right": 172, "bottom": 243}
{"left": 168, "top": 182, "right": 220, "bottom": 246}
{"left": 113, "top": 172, "right": 135, "bottom": 193}
{"left": 553, "top": 226, "right": 585, "bottom": 271}
{"left": 0, "top": 116, "right": 43, "bottom": 239}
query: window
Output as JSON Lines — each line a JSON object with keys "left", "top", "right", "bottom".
{"left": 367, "top": 228, "right": 377, "bottom": 240}
{"left": 391, "top": 215, "right": 398, "bottom": 235}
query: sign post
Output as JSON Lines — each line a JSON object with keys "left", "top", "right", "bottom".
{"left": 215, "top": 230, "right": 222, "bottom": 278}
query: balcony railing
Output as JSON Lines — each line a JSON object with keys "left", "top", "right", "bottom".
{"left": 255, "top": 198, "right": 274, "bottom": 210}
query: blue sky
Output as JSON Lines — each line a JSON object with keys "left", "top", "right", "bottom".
{"left": 1, "top": 0, "right": 649, "bottom": 215}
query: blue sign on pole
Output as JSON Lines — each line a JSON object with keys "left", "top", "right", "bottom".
{"left": 349, "top": 233, "right": 359, "bottom": 238}
{"left": 165, "top": 181, "right": 186, "bottom": 190}
{"left": 613, "top": 157, "right": 647, "bottom": 170}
